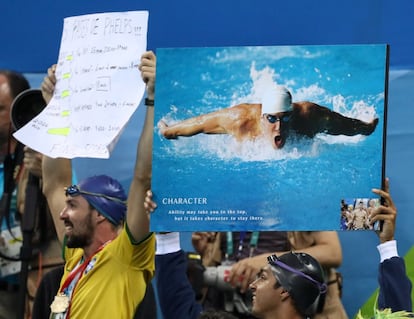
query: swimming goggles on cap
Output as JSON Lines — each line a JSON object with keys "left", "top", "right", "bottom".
{"left": 65, "top": 185, "right": 126, "bottom": 204}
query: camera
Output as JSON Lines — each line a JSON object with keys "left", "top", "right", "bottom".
{"left": 187, "top": 253, "right": 252, "bottom": 315}
{"left": 203, "top": 265, "right": 234, "bottom": 291}
{"left": 186, "top": 252, "right": 235, "bottom": 293}
{"left": 10, "top": 89, "right": 47, "bottom": 130}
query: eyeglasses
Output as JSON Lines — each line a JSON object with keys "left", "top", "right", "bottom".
{"left": 265, "top": 113, "right": 291, "bottom": 124}
{"left": 64, "top": 185, "right": 126, "bottom": 204}
{"left": 267, "top": 254, "right": 327, "bottom": 293}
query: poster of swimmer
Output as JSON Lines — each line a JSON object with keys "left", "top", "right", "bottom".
{"left": 150, "top": 44, "right": 388, "bottom": 232}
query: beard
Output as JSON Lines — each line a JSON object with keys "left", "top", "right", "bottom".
{"left": 65, "top": 211, "right": 94, "bottom": 248}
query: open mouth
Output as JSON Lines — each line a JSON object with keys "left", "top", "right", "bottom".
{"left": 64, "top": 221, "right": 73, "bottom": 233}
{"left": 274, "top": 135, "right": 284, "bottom": 148}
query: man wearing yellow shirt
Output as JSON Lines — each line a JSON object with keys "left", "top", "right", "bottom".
{"left": 39, "top": 51, "right": 156, "bottom": 319}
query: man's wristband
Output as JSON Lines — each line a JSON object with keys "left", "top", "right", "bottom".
{"left": 145, "top": 98, "right": 154, "bottom": 107}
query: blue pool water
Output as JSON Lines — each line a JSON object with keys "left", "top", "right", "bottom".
{"left": 151, "top": 44, "right": 387, "bottom": 231}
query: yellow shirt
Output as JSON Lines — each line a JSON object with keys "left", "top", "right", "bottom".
{"left": 59, "top": 229, "right": 155, "bottom": 319}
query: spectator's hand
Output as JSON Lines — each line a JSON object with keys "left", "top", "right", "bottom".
{"left": 228, "top": 255, "right": 265, "bottom": 293}
{"left": 23, "top": 146, "right": 43, "bottom": 177}
{"left": 144, "top": 190, "right": 157, "bottom": 213}
{"left": 191, "top": 232, "right": 216, "bottom": 256}
{"left": 41, "top": 64, "right": 57, "bottom": 104}
{"left": 139, "top": 51, "right": 156, "bottom": 100}
{"left": 371, "top": 178, "right": 396, "bottom": 243}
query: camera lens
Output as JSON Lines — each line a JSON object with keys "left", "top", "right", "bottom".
{"left": 10, "top": 89, "right": 47, "bottom": 130}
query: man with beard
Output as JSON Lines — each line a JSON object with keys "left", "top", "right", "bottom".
{"left": 39, "top": 51, "right": 156, "bottom": 319}
{"left": 158, "top": 86, "right": 378, "bottom": 149}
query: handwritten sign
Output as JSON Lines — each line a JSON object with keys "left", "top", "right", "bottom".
{"left": 13, "top": 11, "right": 148, "bottom": 158}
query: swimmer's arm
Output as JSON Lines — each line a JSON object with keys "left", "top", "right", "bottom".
{"left": 159, "top": 110, "right": 232, "bottom": 138}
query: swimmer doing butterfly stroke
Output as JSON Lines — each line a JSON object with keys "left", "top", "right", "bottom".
{"left": 158, "top": 86, "right": 379, "bottom": 149}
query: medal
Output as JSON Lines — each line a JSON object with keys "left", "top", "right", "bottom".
{"left": 50, "top": 293, "right": 70, "bottom": 313}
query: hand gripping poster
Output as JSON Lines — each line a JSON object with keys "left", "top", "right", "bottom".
{"left": 150, "top": 44, "right": 389, "bottom": 232}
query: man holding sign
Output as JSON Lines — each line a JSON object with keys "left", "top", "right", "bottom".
{"left": 40, "top": 50, "right": 156, "bottom": 319}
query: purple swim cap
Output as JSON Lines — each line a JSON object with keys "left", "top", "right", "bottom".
{"left": 73, "top": 175, "right": 127, "bottom": 225}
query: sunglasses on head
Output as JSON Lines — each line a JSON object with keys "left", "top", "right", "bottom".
{"left": 265, "top": 113, "right": 291, "bottom": 124}
{"left": 267, "top": 254, "right": 327, "bottom": 293}
{"left": 64, "top": 185, "right": 126, "bottom": 204}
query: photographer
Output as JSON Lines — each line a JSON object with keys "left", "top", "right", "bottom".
{"left": 0, "top": 70, "right": 61, "bottom": 319}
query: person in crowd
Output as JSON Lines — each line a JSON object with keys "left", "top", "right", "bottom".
{"left": 158, "top": 85, "right": 379, "bottom": 149}
{"left": 31, "top": 265, "right": 64, "bottom": 319}
{"left": 349, "top": 200, "right": 369, "bottom": 230}
{"left": 365, "top": 198, "right": 378, "bottom": 230}
{"left": 0, "top": 70, "right": 61, "bottom": 318}
{"left": 191, "top": 231, "right": 291, "bottom": 317}
{"left": 37, "top": 50, "right": 156, "bottom": 318}
{"left": 0, "top": 69, "right": 30, "bottom": 319}
{"left": 191, "top": 230, "right": 347, "bottom": 318}
{"left": 340, "top": 201, "right": 353, "bottom": 230}
{"left": 153, "top": 229, "right": 327, "bottom": 319}
{"left": 20, "top": 145, "right": 66, "bottom": 319}
{"left": 250, "top": 251, "right": 327, "bottom": 319}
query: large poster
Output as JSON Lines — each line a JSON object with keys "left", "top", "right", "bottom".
{"left": 151, "top": 44, "right": 388, "bottom": 231}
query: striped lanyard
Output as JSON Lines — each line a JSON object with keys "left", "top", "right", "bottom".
{"left": 226, "top": 231, "right": 259, "bottom": 261}
{"left": 59, "top": 241, "right": 110, "bottom": 318}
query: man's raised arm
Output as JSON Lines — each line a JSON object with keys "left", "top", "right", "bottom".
{"left": 126, "top": 51, "right": 156, "bottom": 242}
{"left": 40, "top": 65, "right": 72, "bottom": 244}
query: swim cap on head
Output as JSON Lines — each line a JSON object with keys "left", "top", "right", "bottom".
{"left": 77, "top": 175, "right": 127, "bottom": 226}
{"left": 268, "top": 252, "right": 327, "bottom": 317}
{"left": 261, "top": 86, "right": 293, "bottom": 115}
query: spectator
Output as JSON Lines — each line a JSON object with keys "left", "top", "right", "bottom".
{"left": 38, "top": 51, "right": 156, "bottom": 318}
{"left": 0, "top": 70, "right": 58, "bottom": 318}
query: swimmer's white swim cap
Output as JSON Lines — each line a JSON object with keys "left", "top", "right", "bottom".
{"left": 261, "top": 86, "right": 293, "bottom": 114}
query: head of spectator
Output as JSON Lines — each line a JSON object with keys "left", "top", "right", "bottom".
{"left": 250, "top": 251, "right": 327, "bottom": 319}
{"left": 63, "top": 175, "right": 127, "bottom": 248}
{"left": 0, "top": 70, "right": 29, "bottom": 153}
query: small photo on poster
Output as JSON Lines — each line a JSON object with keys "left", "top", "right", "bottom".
{"left": 340, "top": 198, "right": 381, "bottom": 231}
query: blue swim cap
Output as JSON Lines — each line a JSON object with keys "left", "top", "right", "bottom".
{"left": 76, "top": 175, "right": 127, "bottom": 226}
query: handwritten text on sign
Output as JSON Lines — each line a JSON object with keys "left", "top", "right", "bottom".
{"left": 14, "top": 11, "right": 148, "bottom": 159}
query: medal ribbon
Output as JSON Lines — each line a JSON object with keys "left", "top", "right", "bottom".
{"left": 58, "top": 241, "right": 111, "bottom": 318}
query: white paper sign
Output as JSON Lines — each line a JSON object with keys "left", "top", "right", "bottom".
{"left": 13, "top": 11, "right": 149, "bottom": 159}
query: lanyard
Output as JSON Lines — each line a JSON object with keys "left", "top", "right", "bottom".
{"left": 226, "top": 231, "right": 259, "bottom": 261}
{"left": 60, "top": 241, "right": 110, "bottom": 318}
